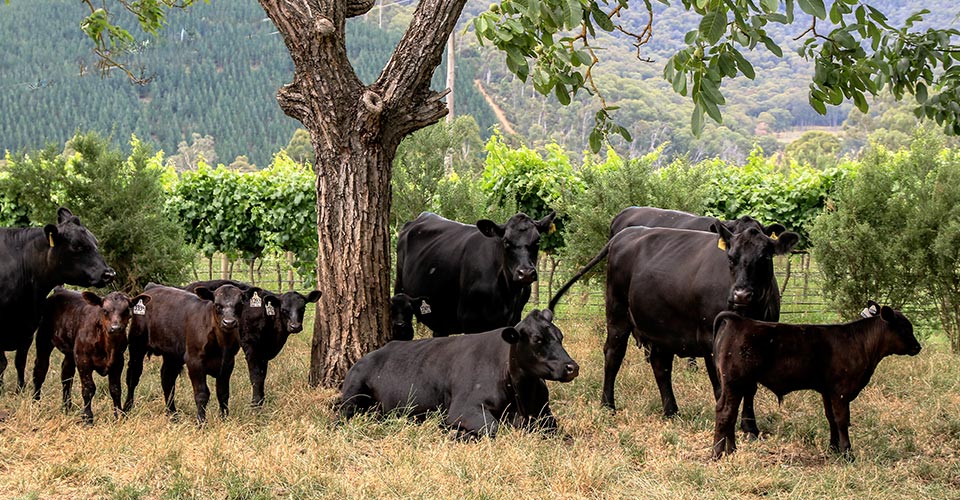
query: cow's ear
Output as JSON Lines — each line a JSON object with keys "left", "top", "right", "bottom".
{"left": 477, "top": 219, "right": 505, "bottom": 238}
{"left": 44, "top": 224, "right": 59, "bottom": 248}
{"left": 305, "top": 290, "right": 322, "bottom": 303}
{"left": 880, "top": 305, "right": 896, "bottom": 322}
{"left": 81, "top": 291, "right": 103, "bottom": 307}
{"left": 501, "top": 327, "right": 521, "bottom": 344}
{"left": 764, "top": 223, "right": 787, "bottom": 238}
{"left": 57, "top": 207, "right": 76, "bottom": 224}
{"left": 265, "top": 295, "right": 282, "bottom": 308}
{"left": 772, "top": 232, "right": 800, "bottom": 255}
{"left": 131, "top": 294, "right": 151, "bottom": 306}
{"left": 540, "top": 308, "right": 554, "bottom": 323}
{"left": 710, "top": 221, "right": 734, "bottom": 251}
{"left": 194, "top": 286, "right": 215, "bottom": 301}
{"left": 244, "top": 287, "right": 263, "bottom": 301}
{"left": 535, "top": 211, "right": 558, "bottom": 234}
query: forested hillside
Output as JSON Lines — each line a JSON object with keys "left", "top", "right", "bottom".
{"left": 0, "top": 0, "right": 954, "bottom": 165}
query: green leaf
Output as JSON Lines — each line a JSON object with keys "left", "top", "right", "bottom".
{"left": 590, "top": 3, "right": 614, "bottom": 31}
{"left": 916, "top": 82, "right": 928, "bottom": 104}
{"left": 797, "top": 0, "right": 827, "bottom": 20}
{"left": 760, "top": 0, "right": 778, "bottom": 13}
{"left": 699, "top": 10, "right": 728, "bottom": 45}
{"left": 731, "top": 50, "right": 755, "bottom": 79}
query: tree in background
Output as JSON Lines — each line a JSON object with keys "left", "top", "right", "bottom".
{"left": 0, "top": 132, "right": 191, "bottom": 291}
{"left": 785, "top": 130, "right": 843, "bottom": 170}
{"left": 285, "top": 128, "right": 316, "bottom": 166}
{"left": 166, "top": 132, "right": 218, "bottom": 172}
{"left": 812, "top": 131, "right": 960, "bottom": 351}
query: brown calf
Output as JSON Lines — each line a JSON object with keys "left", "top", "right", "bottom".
{"left": 124, "top": 284, "right": 255, "bottom": 423}
{"left": 712, "top": 304, "right": 922, "bottom": 459}
{"left": 33, "top": 288, "right": 148, "bottom": 425}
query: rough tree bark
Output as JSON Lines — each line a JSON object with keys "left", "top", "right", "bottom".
{"left": 258, "top": 0, "right": 464, "bottom": 387}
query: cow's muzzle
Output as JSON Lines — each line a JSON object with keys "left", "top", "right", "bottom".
{"left": 731, "top": 288, "right": 753, "bottom": 306}
{"left": 221, "top": 318, "right": 238, "bottom": 329}
{"left": 287, "top": 322, "right": 303, "bottom": 334}
{"left": 94, "top": 268, "right": 116, "bottom": 287}
{"left": 515, "top": 268, "right": 538, "bottom": 284}
{"left": 557, "top": 361, "right": 579, "bottom": 382}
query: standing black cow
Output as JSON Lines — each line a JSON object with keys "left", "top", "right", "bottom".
{"left": 394, "top": 211, "right": 556, "bottom": 338}
{"left": 184, "top": 279, "right": 321, "bottom": 406}
{"left": 549, "top": 222, "right": 798, "bottom": 435}
{"left": 711, "top": 304, "right": 921, "bottom": 459}
{"left": 0, "top": 207, "right": 115, "bottom": 391}
{"left": 338, "top": 309, "right": 579, "bottom": 438}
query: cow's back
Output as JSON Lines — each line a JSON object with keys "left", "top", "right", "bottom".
{"left": 608, "top": 227, "right": 733, "bottom": 355}
{"left": 610, "top": 207, "right": 712, "bottom": 236}
{"left": 131, "top": 286, "right": 210, "bottom": 356}
{"left": 40, "top": 289, "right": 95, "bottom": 353}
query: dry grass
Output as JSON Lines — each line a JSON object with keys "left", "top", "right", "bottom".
{"left": 2, "top": 312, "right": 959, "bottom": 499}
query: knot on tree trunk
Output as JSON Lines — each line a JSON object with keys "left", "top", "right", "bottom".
{"left": 315, "top": 16, "right": 335, "bottom": 37}
{"left": 362, "top": 90, "right": 384, "bottom": 115}
{"left": 347, "top": 0, "right": 376, "bottom": 18}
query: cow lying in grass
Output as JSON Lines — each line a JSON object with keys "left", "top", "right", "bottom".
{"left": 711, "top": 303, "right": 922, "bottom": 459}
{"left": 338, "top": 309, "right": 579, "bottom": 438}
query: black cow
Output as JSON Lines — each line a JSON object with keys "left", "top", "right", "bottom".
{"left": 184, "top": 279, "right": 322, "bottom": 406}
{"left": 549, "top": 222, "right": 798, "bottom": 435}
{"left": 395, "top": 211, "right": 556, "bottom": 338}
{"left": 711, "top": 304, "right": 921, "bottom": 459}
{"left": 0, "top": 207, "right": 115, "bottom": 392}
{"left": 124, "top": 284, "right": 256, "bottom": 422}
{"left": 389, "top": 293, "right": 427, "bottom": 341}
{"left": 609, "top": 206, "right": 785, "bottom": 238}
{"left": 338, "top": 309, "right": 579, "bottom": 438}
{"left": 33, "top": 288, "right": 149, "bottom": 424}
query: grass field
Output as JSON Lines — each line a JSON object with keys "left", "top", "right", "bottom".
{"left": 1, "top": 308, "right": 959, "bottom": 499}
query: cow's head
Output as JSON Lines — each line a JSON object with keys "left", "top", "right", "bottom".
{"left": 195, "top": 284, "right": 249, "bottom": 330}
{"left": 82, "top": 291, "right": 149, "bottom": 336}
{"left": 45, "top": 207, "right": 115, "bottom": 287}
{"left": 875, "top": 304, "right": 922, "bottom": 356}
{"left": 713, "top": 222, "right": 799, "bottom": 316}
{"left": 477, "top": 211, "right": 556, "bottom": 285}
{"left": 389, "top": 293, "right": 427, "bottom": 341}
{"left": 721, "top": 215, "right": 786, "bottom": 238}
{"left": 503, "top": 309, "right": 579, "bottom": 382}
{"left": 276, "top": 290, "right": 321, "bottom": 334}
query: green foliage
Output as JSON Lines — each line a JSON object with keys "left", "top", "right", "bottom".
{"left": 164, "top": 153, "right": 317, "bottom": 282}
{"left": 811, "top": 132, "right": 960, "bottom": 350}
{"left": 785, "top": 130, "right": 843, "bottom": 169}
{"left": 0, "top": 132, "right": 192, "bottom": 291}
{"left": 704, "top": 147, "right": 845, "bottom": 247}
{"left": 476, "top": 0, "right": 960, "bottom": 141}
{"left": 480, "top": 131, "right": 584, "bottom": 252}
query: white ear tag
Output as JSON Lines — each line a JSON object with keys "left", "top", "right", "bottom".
{"left": 250, "top": 292, "right": 262, "bottom": 308}
{"left": 133, "top": 300, "right": 146, "bottom": 316}
{"left": 265, "top": 303, "right": 275, "bottom": 316}
{"left": 419, "top": 301, "right": 432, "bottom": 315}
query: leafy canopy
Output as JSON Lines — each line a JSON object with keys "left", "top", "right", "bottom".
{"left": 474, "top": 0, "right": 960, "bottom": 146}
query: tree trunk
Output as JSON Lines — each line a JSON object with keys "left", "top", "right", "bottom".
{"left": 259, "top": 0, "right": 464, "bottom": 388}
{"left": 286, "top": 251, "right": 295, "bottom": 290}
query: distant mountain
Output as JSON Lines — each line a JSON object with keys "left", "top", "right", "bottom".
{"left": 0, "top": 1, "right": 955, "bottom": 164}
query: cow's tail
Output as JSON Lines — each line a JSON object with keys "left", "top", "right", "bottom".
{"left": 712, "top": 311, "right": 742, "bottom": 344}
{"left": 548, "top": 241, "right": 612, "bottom": 311}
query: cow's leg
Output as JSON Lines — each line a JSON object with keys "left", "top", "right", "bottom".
{"left": 123, "top": 338, "right": 147, "bottom": 413}
{"left": 108, "top": 363, "right": 123, "bottom": 419}
{"left": 822, "top": 393, "right": 839, "bottom": 450}
{"left": 826, "top": 394, "right": 854, "bottom": 458}
{"left": 14, "top": 345, "right": 29, "bottom": 392}
{"left": 739, "top": 383, "right": 760, "bottom": 438}
{"left": 160, "top": 356, "right": 183, "bottom": 416}
{"left": 246, "top": 353, "right": 267, "bottom": 407}
{"left": 648, "top": 345, "right": 679, "bottom": 417}
{"left": 78, "top": 365, "right": 96, "bottom": 425}
{"left": 186, "top": 360, "right": 210, "bottom": 424}
{"left": 32, "top": 333, "right": 55, "bottom": 400}
{"left": 448, "top": 403, "right": 498, "bottom": 439}
{"left": 602, "top": 305, "right": 633, "bottom": 410}
{"left": 703, "top": 353, "right": 721, "bottom": 400}
{"left": 713, "top": 385, "right": 742, "bottom": 459}
{"left": 215, "top": 354, "right": 235, "bottom": 418}
{"left": 60, "top": 354, "right": 76, "bottom": 413}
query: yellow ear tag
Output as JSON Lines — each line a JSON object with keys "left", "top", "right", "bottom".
{"left": 770, "top": 232, "right": 779, "bottom": 241}
{"left": 548, "top": 222, "right": 556, "bottom": 234}
{"left": 48, "top": 233, "right": 55, "bottom": 248}
{"left": 717, "top": 238, "right": 727, "bottom": 251}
